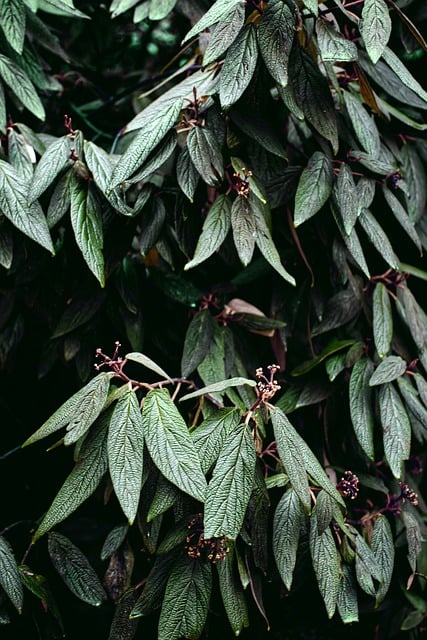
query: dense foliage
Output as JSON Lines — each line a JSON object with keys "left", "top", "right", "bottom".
{"left": 0, "top": 0, "right": 427, "bottom": 638}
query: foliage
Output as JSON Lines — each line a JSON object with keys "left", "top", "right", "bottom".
{"left": 0, "top": 0, "right": 427, "bottom": 638}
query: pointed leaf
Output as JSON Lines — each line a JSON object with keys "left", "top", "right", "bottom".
{"left": 309, "top": 508, "right": 340, "bottom": 619}
{"left": 334, "top": 163, "right": 358, "bottom": 235}
{"left": 401, "top": 509, "right": 422, "bottom": 573}
{"left": 0, "top": 54, "right": 44, "bottom": 120}
{"left": 372, "top": 282, "right": 393, "bottom": 358}
{"left": 0, "top": 537, "right": 23, "bottom": 612}
{"left": 100, "top": 524, "right": 129, "bottom": 560}
{"left": 219, "top": 25, "right": 258, "bottom": 109}
{"left": 176, "top": 146, "right": 199, "bottom": 202}
{"left": 337, "top": 563, "right": 358, "bottom": 624}
{"left": 382, "top": 46, "right": 427, "bottom": 105}
{"left": 216, "top": 544, "right": 249, "bottom": 636}
{"left": 126, "top": 351, "right": 172, "bottom": 381}
{"left": 28, "top": 134, "right": 73, "bottom": 202}
{"left": 349, "top": 358, "right": 375, "bottom": 459}
{"left": 369, "top": 355, "right": 407, "bottom": 386}
{"left": 231, "top": 194, "right": 256, "bottom": 267}
{"left": 185, "top": 194, "right": 231, "bottom": 270}
{"left": 372, "top": 514, "right": 394, "bottom": 605}
{"left": 130, "top": 554, "right": 175, "bottom": 618}
{"left": 148, "top": 0, "right": 176, "bottom": 20}
{"left": 186, "top": 124, "right": 223, "bottom": 186}
{"left": 358, "top": 208, "right": 400, "bottom": 270}
{"left": 203, "top": 4, "right": 245, "bottom": 66}
{"left": 257, "top": 0, "right": 295, "bottom": 87}
{"left": 0, "top": 0, "right": 26, "bottom": 53}
{"left": 401, "top": 144, "right": 426, "bottom": 224}
{"left": 294, "top": 151, "right": 333, "bottom": 227}
{"left": 108, "top": 390, "right": 144, "bottom": 524}
{"left": 141, "top": 389, "right": 207, "bottom": 502}
{"left": 182, "top": 0, "right": 243, "bottom": 44}
{"left": 382, "top": 186, "right": 421, "bottom": 252}
{"left": 181, "top": 309, "right": 215, "bottom": 378}
{"left": 204, "top": 423, "right": 256, "bottom": 539}
{"left": 344, "top": 91, "right": 380, "bottom": 158}
{"left": 191, "top": 408, "right": 240, "bottom": 474}
{"left": 180, "top": 377, "right": 256, "bottom": 402}
{"left": 273, "top": 488, "right": 304, "bottom": 590}
{"left": 316, "top": 18, "right": 357, "bottom": 62}
{"left": 378, "top": 382, "right": 411, "bottom": 478}
{"left": 361, "top": 0, "right": 392, "bottom": 64}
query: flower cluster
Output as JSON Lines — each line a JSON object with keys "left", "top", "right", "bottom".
{"left": 337, "top": 471, "right": 359, "bottom": 500}
{"left": 255, "top": 364, "right": 281, "bottom": 402}
{"left": 185, "top": 515, "right": 230, "bottom": 563}
{"left": 399, "top": 482, "right": 419, "bottom": 506}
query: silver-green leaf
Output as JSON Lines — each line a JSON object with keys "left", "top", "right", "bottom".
{"left": 349, "top": 358, "right": 375, "bottom": 459}
{"left": 378, "top": 382, "right": 411, "bottom": 478}
{"left": 361, "top": 0, "right": 392, "bottom": 64}
{"left": 0, "top": 536, "right": 23, "bottom": 612}
{"left": 273, "top": 488, "right": 304, "bottom": 590}
{"left": 309, "top": 508, "right": 340, "bottom": 619}
{"left": 294, "top": 151, "right": 333, "bottom": 227}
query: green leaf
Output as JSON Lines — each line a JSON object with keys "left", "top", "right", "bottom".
{"left": 180, "top": 377, "right": 256, "bottom": 402}
{"left": 382, "top": 186, "right": 422, "bottom": 252}
{"left": 0, "top": 536, "right": 23, "bottom": 612}
{"left": 181, "top": 309, "right": 215, "bottom": 378}
{"left": 294, "top": 151, "right": 333, "bottom": 227}
{"left": 369, "top": 355, "right": 407, "bottom": 386}
{"left": 292, "top": 338, "right": 355, "bottom": 376}
{"left": 382, "top": 46, "right": 427, "bottom": 105}
{"left": 372, "top": 514, "right": 394, "bottom": 605}
{"left": 378, "top": 382, "right": 411, "bottom": 478}
{"left": 147, "top": 476, "right": 179, "bottom": 522}
{"left": 148, "top": 0, "right": 176, "bottom": 20}
{"left": 204, "top": 422, "right": 256, "bottom": 539}
{"left": 108, "top": 390, "right": 144, "bottom": 524}
{"left": 401, "top": 509, "right": 422, "bottom": 573}
{"left": 110, "top": 0, "right": 140, "bottom": 18}
{"left": 69, "top": 176, "right": 105, "bottom": 287}
{"left": 349, "top": 358, "right": 375, "bottom": 459}
{"left": 401, "top": 144, "right": 426, "bottom": 224}
{"left": 361, "top": 0, "right": 391, "bottom": 64}
{"left": 186, "top": 124, "right": 223, "bottom": 186}
{"left": 38, "top": 0, "right": 89, "bottom": 18}
{"left": 110, "top": 99, "right": 182, "bottom": 187}
{"left": 28, "top": 134, "right": 72, "bottom": 202}
{"left": 309, "top": 507, "right": 340, "bottom": 619}
{"left": 337, "top": 564, "right": 359, "bottom": 624}
{"left": 46, "top": 169, "right": 71, "bottom": 227}
{"left": 216, "top": 544, "right": 249, "bottom": 636}
{"left": 219, "top": 25, "right": 258, "bottom": 109}
{"left": 191, "top": 408, "right": 240, "bottom": 474}
{"left": 130, "top": 554, "right": 175, "bottom": 618}
{"left": 397, "top": 284, "right": 427, "bottom": 371}
{"left": 182, "top": 0, "right": 243, "bottom": 44}
{"left": 127, "top": 131, "right": 177, "bottom": 185}
{"left": 100, "top": 524, "right": 129, "bottom": 560}
{"left": 0, "top": 54, "right": 45, "bottom": 120}
{"left": 257, "top": 0, "right": 294, "bottom": 87}
{"left": 0, "top": 160, "right": 53, "bottom": 253}
{"left": 358, "top": 208, "right": 400, "bottom": 270}
{"left": 185, "top": 194, "right": 231, "bottom": 270}
{"left": 231, "top": 194, "right": 256, "bottom": 267}
{"left": 0, "top": 0, "right": 26, "bottom": 53}
{"left": 334, "top": 163, "right": 358, "bottom": 236}
{"left": 33, "top": 415, "right": 109, "bottom": 540}
{"left": 176, "top": 146, "right": 199, "bottom": 202}
{"left": 316, "top": 18, "right": 357, "bottom": 62}
{"left": 343, "top": 91, "right": 380, "bottom": 158}
{"left": 273, "top": 488, "right": 304, "bottom": 590}
{"left": 48, "top": 532, "right": 106, "bottom": 606}
{"left": 23, "top": 372, "right": 111, "bottom": 447}
{"left": 202, "top": 4, "right": 245, "bottom": 66}
{"left": 292, "top": 46, "right": 338, "bottom": 153}
{"left": 126, "top": 351, "right": 172, "bottom": 381}
{"left": 8, "top": 127, "right": 33, "bottom": 182}
{"left": 141, "top": 389, "right": 207, "bottom": 502}
{"left": 158, "top": 556, "right": 212, "bottom": 640}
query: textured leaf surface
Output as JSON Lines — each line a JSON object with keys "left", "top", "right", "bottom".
{"left": 219, "top": 25, "right": 258, "bottom": 109}
{"left": 187, "top": 124, "right": 223, "bottom": 186}
{"left": 382, "top": 185, "right": 421, "bottom": 251}
{"left": 294, "top": 151, "right": 333, "bottom": 227}
{"left": 372, "top": 282, "right": 393, "bottom": 358}
{"left": 48, "top": 532, "right": 106, "bottom": 606}
{"left": 204, "top": 423, "right": 256, "bottom": 539}
{"left": 185, "top": 194, "right": 231, "bottom": 270}
{"left": 142, "top": 389, "right": 207, "bottom": 501}
{"left": 257, "top": 0, "right": 294, "bottom": 87}
{"left": 401, "top": 509, "right": 422, "bottom": 572}
{"left": 344, "top": 91, "right": 380, "bottom": 158}
{"left": 203, "top": 4, "right": 245, "bottom": 66}
{"left": 359, "top": 208, "right": 400, "bottom": 270}
{"left": 309, "top": 509, "right": 340, "bottom": 618}
{"left": 337, "top": 564, "right": 359, "bottom": 624}
{"left": 108, "top": 390, "right": 144, "bottom": 524}
{"left": 316, "top": 18, "right": 357, "bottom": 62}
{"left": 372, "top": 514, "right": 394, "bottom": 604}
{"left": 378, "top": 383, "right": 411, "bottom": 478}
{"left": 182, "top": 0, "right": 243, "bottom": 43}
{"left": 361, "top": 0, "right": 392, "bottom": 64}
{"left": 126, "top": 352, "right": 172, "bottom": 381}
{"left": 349, "top": 358, "right": 375, "bottom": 459}
{"left": 216, "top": 545, "right": 249, "bottom": 636}
{"left": 273, "top": 488, "right": 304, "bottom": 590}
{"left": 369, "top": 356, "right": 407, "bottom": 386}
{"left": 28, "top": 135, "right": 72, "bottom": 202}
{"left": 0, "top": 54, "right": 44, "bottom": 120}
{"left": 191, "top": 408, "right": 239, "bottom": 474}
{"left": 180, "top": 377, "right": 256, "bottom": 402}
{"left": 0, "top": 536, "right": 23, "bottom": 612}
{"left": 0, "top": 0, "right": 26, "bottom": 53}
{"left": 181, "top": 309, "right": 214, "bottom": 378}
{"left": 231, "top": 194, "right": 256, "bottom": 267}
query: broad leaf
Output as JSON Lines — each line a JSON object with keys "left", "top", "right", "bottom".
{"left": 372, "top": 282, "right": 393, "bottom": 358}
{"left": 0, "top": 536, "right": 23, "bottom": 612}
{"left": 0, "top": 54, "right": 44, "bottom": 120}
{"left": 401, "top": 144, "right": 426, "bottom": 224}
{"left": 191, "top": 408, "right": 239, "bottom": 474}
{"left": 204, "top": 422, "right": 256, "bottom": 539}
{"left": 316, "top": 18, "right": 357, "bottom": 62}
{"left": 100, "top": 524, "right": 129, "bottom": 560}
{"left": 141, "top": 389, "right": 207, "bottom": 502}
{"left": 182, "top": 0, "right": 243, "bottom": 44}
{"left": 48, "top": 532, "right": 106, "bottom": 606}
{"left": 126, "top": 351, "right": 172, "bottom": 381}
{"left": 176, "top": 146, "right": 199, "bottom": 202}
{"left": 219, "top": 25, "right": 258, "bottom": 109}
{"left": 334, "top": 163, "right": 358, "bottom": 236}
{"left": 148, "top": 0, "right": 176, "bottom": 20}
{"left": 231, "top": 194, "right": 256, "bottom": 267}
{"left": 382, "top": 185, "right": 422, "bottom": 252}
{"left": 378, "top": 383, "right": 411, "bottom": 478}
{"left": 257, "top": 0, "right": 295, "bottom": 87}
{"left": 343, "top": 91, "right": 380, "bottom": 158}
{"left": 273, "top": 488, "right": 304, "bottom": 590}
{"left": 372, "top": 514, "right": 394, "bottom": 605}
{"left": 181, "top": 309, "right": 215, "bottom": 378}
{"left": 216, "top": 545, "right": 249, "bottom": 636}
{"left": 294, "top": 151, "right": 333, "bottom": 227}
{"left": 349, "top": 358, "right": 375, "bottom": 459}
{"left": 108, "top": 390, "right": 144, "bottom": 524}
{"left": 309, "top": 508, "right": 340, "bottom": 619}
{"left": 401, "top": 509, "right": 422, "bottom": 573}
{"left": 358, "top": 208, "right": 400, "bottom": 270}
{"left": 180, "top": 377, "right": 256, "bottom": 402}
{"left": 382, "top": 46, "right": 427, "bottom": 105}
{"left": 369, "top": 355, "right": 407, "bottom": 386}
{"left": 187, "top": 124, "right": 223, "bottom": 186}
{"left": 0, "top": 0, "right": 26, "bottom": 53}
{"left": 361, "top": 0, "right": 392, "bottom": 64}
{"left": 337, "top": 564, "right": 359, "bottom": 624}
{"left": 130, "top": 554, "right": 175, "bottom": 618}
{"left": 185, "top": 194, "right": 231, "bottom": 270}
{"left": 203, "top": 4, "right": 245, "bottom": 67}
{"left": 28, "top": 134, "right": 73, "bottom": 202}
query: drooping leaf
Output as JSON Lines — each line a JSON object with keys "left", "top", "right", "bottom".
{"left": 397, "top": 284, "right": 427, "bottom": 372}
{"left": 331, "top": 201, "right": 370, "bottom": 277}
{"left": 354, "top": 532, "right": 382, "bottom": 596}
{"left": 141, "top": 389, "right": 207, "bottom": 502}
{"left": 182, "top": 0, "right": 243, "bottom": 44}
{"left": 257, "top": 0, "right": 295, "bottom": 87}
{"left": 382, "top": 185, "right": 422, "bottom": 252}
{"left": 33, "top": 414, "right": 109, "bottom": 540}
{"left": 372, "top": 282, "right": 393, "bottom": 358}
{"left": 126, "top": 352, "right": 172, "bottom": 381}
{"left": 185, "top": 194, "right": 231, "bottom": 270}
{"left": 349, "top": 358, "right": 375, "bottom": 459}
{"left": 378, "top": 382, "right": 411, "bottom": 478}
{"left": 337, "top": 564, "right": 359, "bottom": 624}
{"left": 309, "top": 508, "right": 340, "bottom": 619}
{"left": 369, "top": 355, "right": 407, "bottom": 386}
{"left": 46, "top": 168, "right": 72, "bottom": 228}
{"left": 180, "top": 377, "right": 256, "bottom": 402}
{"left": 316, "top": 18, "right": 357, "bottom": 62}
{"left": 372, "top": 514, "right": 394, "bottom": 605}
{"left": 28, "top": 134, "right": 73, "bottom": 202}
{"left": 401, "top": 509, "right": 422, "bottom": 573}
{"left": 273, "top": 488, "right": 304, "bottom": 590}
{"left": 401, "top": 144, "right": 426, "bottom": 224}
{"left": 219, "top": 25, "right": 258, "bottom": 109}
{"left": 108, "top": 390, "right": 144, "bottom": 524}
{"left": 187, "top": 124, "right": 223, "bottom": 186}
{"left": 100, "top": 524, "right": 129, "bottom": 560}
{"left": 148, "top": 0, "right": 176, "bottom": 20}
{"left": 38, "top": 0, "right": 89, "bottom": 18}
{"left": 176, "top": 146, "right": 199, "bottom": 202}
{"left": 48, "top": 532, "right": 106, "bottom": 606}
{"left": 343, "top": 91, "right": 380, "bottom": 158}
{"left": 294, "top": 151, "right": 333, "bottom": 227}
{"left": 381, "top": 46, "right": 427, "bottom": 105}
{"left": 231, "top": 194, "right": 256, "bottom": 267}
{"left": 202, "top": 4, "right": 245, "bottom": 66}
{"left": 216, "top": 544, "right": 249, "bottom": 636}
{"left": 181, "top": 309, "right": 215, "bottom": 378}
{"left": 358, "top": 208, "right": 400, "bottom": 270}
{"left": 361, "top": 0, "right": 392, "bottom": 64}
{"left": 204, "top": 422, "right": 256, "bottom": 540}
{"left": 0, "top": 54, "right": 45, "bottom": 120}
{"left": 191, "top": 408, "right": 239, "bottom": 474}
{"left": 7, "top": 128, "right": 34, "bottom": 181}
{"left": 147, "top": 476, "right": 180, "bottom": 523}
{"left": 0, "top": 0, "right": 26, "bottom": 53}
{"left": 0, "top": 536, "right": 23, "bottom": 612}
{"left": 158, "top": 556, "right": 212, "bottom": 640}
{"left": 334, "top": 163, "right": 358, "bottom": 236}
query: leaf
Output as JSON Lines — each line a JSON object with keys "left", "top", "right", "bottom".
{"left": 191, "top": 408, "right": 240, "bottom": 474}
{"left": 0, "top": 54, "right": 44, "bottom": 120}
{"left": 372, "top": 514, "right": 394, "bottom": 605}
{"left": 337, "top": 564, "right": 359, "bottom": 624}
{"left": 38, "top": 0, "right": 89, "bottom": 18}
{"left": 108, "top": 390, "right": 144, "bottom": 524}
{"left": 147, "top": 476, "right": 179, "bottom": 523}
{"left": 231, "top": 195, "right": 256, "bottom": 267}
{"left": 316, "top": 18, "right": 357, "bottom": 62}
{"left": 100, "top": 524, "right": 129, "bottom": 560}
{"left": 48, "top": 532, "right": 106, "bottom": 606}
{"left": 397, "top": 284, "right": 427, "bottom": 370}
{"left": 382, "top": 46, "right": 427, "bottom": 105}
{"left": 292, "top": 46, "right": 338, "bottom": 153}
{"left": 126, "top": 351, "right": 172, "bottom": 381}
{"left": 176, "top": 146, "right": 199, "bottom": 202}
{"left": 33, "top": 415, "right": 109, "bottom": 540}
{"left": 401, "top": 509, "right": 422, "bottom": 573}
{"left": 369, "top": 355, "right": 407, "bottom": 386}
{"left": 148, "top": 0, "right": 176, "bottom": 20}
{"left": 294, "top": 151, "right": 333, "bottom": 227}
{"left": 358, "top": 208, "right": 400, "bottom": 270}
{"left": 361, "top": 0, "right": 392, "bottom": 64}
{"left": 257, "top": 0, "right": 295, "bottom": 87}
{"left": 180, "top": 377, "right": 256, "bottom": 402}
{"left": 0, "top": 160, "right": 53, "bottom": 253}
{"left": 309, "top": 508, "right": 340, "bottom": 619}
{"left": 216, "top": 545, "right": 249, "bottom": 636}
{"left": 110, "top": 99, "right": 182, "bottom": 187}
{"left": 8, "top": 127, "right": 34, "bottom": 182}
{"left": 181, "top": 309, "right": 215, "bottom": 378}
{"left": 311, "top": 287, "right": 361, "bottom": 336}
{"left": 202, "top": 4, "right": 245, "bottom": 67}
{"left": 401, "top": 144, "right": 426, "bottom": 224}
{"left": 349, "top": 358, "right": 375, "bottom": 459}
{"left": 0, "top": 536, "right": 23, "bottom": 612}
{"left": 28, "top": 134, "right": 72, "bottom": 202}
{"left": 273, "top": 488, "right": 304, "bottom": 590}
{"left": 186, "top": 124, "right": 223, "bottom": 186}
{"left": 130, "top": 554, "right": 175, "bottom": 618}
{"left": 204, "top": 422, "right": 256, "bottom": 540}
{"left": 382, "top": 186, "right": 422, "bottom": 252}
{"left": 0, "top": 0, "right": 26, "bottom": 53}
{"left": 185, "top": 194, "right": 231, "bottom": 270}
{"left": 141, "top": 389, "right": 207, "bottom": 502}
{"left": 219, "top": 25, "right": 258, "bottom": 109}
{"left": 292, "top": 338, "right": 355, "bottom": 376}
{"left": 182, "top": 0, "right": 243, "bottom": 44}
{"left": 378, "top": 382, "right": 411, "bottom": 478}
{"left": 158, "top": 556, "right": 212, "bottom": 640}
{"left": 343, "top": 91, "right": 380, "bottom": 158}
{"left": 127, "top": 131, "right": 177, "bottom": 184}
{"left": 334, "top": 163, "right": 358, "bottom": 236}
{"left": 354, "top": 533, "right": 381, "bottom": 596}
